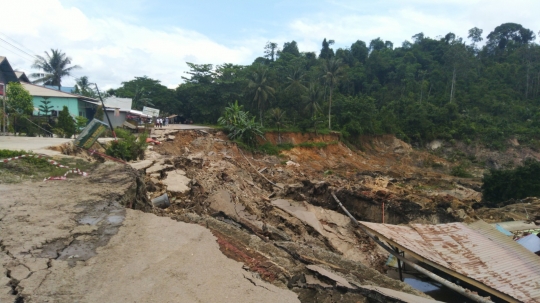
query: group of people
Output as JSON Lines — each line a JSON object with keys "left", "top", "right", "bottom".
{"left": 154, "top": 117, "right": 169, "bottom": 128}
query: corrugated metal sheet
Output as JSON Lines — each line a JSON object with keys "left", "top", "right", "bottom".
{"left": 492, "top": 221, "right": 539, "bottom": 232}
{"left": 361, "top": 220, "right": 540, "bottom": 303}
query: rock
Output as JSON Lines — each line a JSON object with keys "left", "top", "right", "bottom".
{"left": 163, "top": 170, "right": 191, "bottom": 196}
{"left": 286, "top": 160, "right": 300, "bottom": 167}
{"left": 427, "top": 140, "right": 443, "bottom": 150}
{"left": 167, "top": 135, "right": 176, "bottom": 141}
{"left": 456, "top": 209, "right": 468, "bottom": 219}
{"left": 129, "top": 160, "right": 153, "bottom": 171}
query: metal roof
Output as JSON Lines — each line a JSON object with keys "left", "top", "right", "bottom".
{"left": 492, "top": 221, "right": 540, "bottom": 232}
{"left": 361, "top": 220, "right": 540, "bottom": 303}
{"left": 0, "top": 56, "right": 20, "bottom": 83}
{"left": 21, "top": 82, "right": 99, "bottom": 103}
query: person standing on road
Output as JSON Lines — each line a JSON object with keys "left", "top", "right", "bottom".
{"left": 165, "top": 117, "right": 169, "bottom": 127}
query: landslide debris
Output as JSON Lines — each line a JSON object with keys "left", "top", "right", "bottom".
{"left": 137, "top": 129, "right": 492, "bottom": 302}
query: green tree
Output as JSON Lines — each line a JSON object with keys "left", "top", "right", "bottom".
{"left": 30, "top": 49, "right": 80, "bottom": 89}
{"left": 74, "top": 76, "right": 97, "bottom": 98}
{"left": 39, "top": 97, "right": 53, "bottom": 116}
{"left": 322, "top": 58, "right": 344, "bottom": 129}
{"left": 248, "top": 65, "right": 275, "bottom": 126}
{"left": 6, "top": 82, "right": 33, "bottom": 115}
{"left": 319, "top": 38, "right": 335, "bottom": 60}
{"left": 281, "top": 41, "right": 300, "bottom": 57}
{"left": 303, "top": 82, "right": 322, "bottom": 121}
{"left": 269, "top": 108, "right": 286, "bottom": 143}
{"left": 57, "top": 106, "right": 76, "bottom": 138}
{"left": 264, "top": 42, "right": 279, "bottom": 62}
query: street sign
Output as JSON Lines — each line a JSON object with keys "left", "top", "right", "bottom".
{"left": 74, "top": 118, "right": 109, "bottom": 149}
{"left": 142, "top": 106, "right": 160, "bottom": 117}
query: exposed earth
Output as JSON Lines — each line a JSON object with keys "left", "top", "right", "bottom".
{"left": 1, "top": 129, "right": 539, "bottom": 303}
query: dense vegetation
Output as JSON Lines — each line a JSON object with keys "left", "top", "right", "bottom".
{"left": 105, "top": 22, "right": 540, "bottom": 149}
{"left": 482, "top": 159, "right": 540, "bottom": 205}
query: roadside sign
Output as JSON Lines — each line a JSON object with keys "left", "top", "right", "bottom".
{"left": 74, "top": 118, "right": 109, "bottom": 149}
{"left": 142, "top": 106, "right": 160, "bottom": 117}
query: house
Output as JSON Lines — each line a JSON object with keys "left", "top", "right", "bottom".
{"left": 22, "top": 82, "right": 99, "bottom": 119}
{"left": 0, "top": 56, "right": 19, "bottom": 85}
{"left": 0, "top": 56, "right": 100, "bottom": 119}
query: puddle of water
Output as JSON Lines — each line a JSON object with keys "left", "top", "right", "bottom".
{"left": 79, "top": 215, "right": 106, "bottom": 225}
{"left": 404, "top": 277, "right": 474, "bottom": 303}
{"left": 107, "top": 215, "right": 124, "bottom": 225}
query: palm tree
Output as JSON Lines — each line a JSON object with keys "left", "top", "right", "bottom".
{"left": 322, "top": 58, "right": 343, "bottom": 130}
{"left": 74, "top": 76, "right": 96, "bottom": 98}
{"left": 248, "top": 65, "right": 275, "bottom": 126}
{"left": 31, "top": 49, "right": 80, "bottom": 90}
{"left": 284, "top": 66, "right": 307, "bottom": 93}
{"left": 302, "top": 83, "right": 322, "bottom": 120}
{"left": 269, "top": 108, "right": 286, "bottom": 144}
{"left": 133, "top": 86, "right": 154, "bottom": 110}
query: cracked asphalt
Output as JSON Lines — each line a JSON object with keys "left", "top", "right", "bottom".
{"left": 0, "top": 162, "right": 299, "bottom": 303}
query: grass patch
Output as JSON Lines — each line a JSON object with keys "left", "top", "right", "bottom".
{"left": 0, "top": 149, "right": 99, "bottom": 184}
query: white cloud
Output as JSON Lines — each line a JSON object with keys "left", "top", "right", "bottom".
{"left": 0, "top": 0, "right": 256, "bottom": 89}
{"left": 290, "top": 0, "right": 540, "bottom": 50}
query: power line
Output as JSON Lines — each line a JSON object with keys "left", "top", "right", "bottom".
{"left": 0, "top": 38, "right": 37, "bottom": 62}
{"left": 0, "top": 43, "right": 35, "bottom": 65}
{"left": 0, "top": 32, "right": 38, "bottom": 58}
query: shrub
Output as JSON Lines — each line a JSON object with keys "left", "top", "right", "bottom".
{"left": 482, "top": 159, "right": 540, "bottom": 206}
{"left": 451, "top": 162, "right": 473, "bottom": 178}
{"left": 57, "top": 106, "right": 76, "bottom": 138}
{"left": 105, "top": 129, "right": 148, "bottom": 161}
{"left": 218, "top": 101, "right": 264, "bottom": 147}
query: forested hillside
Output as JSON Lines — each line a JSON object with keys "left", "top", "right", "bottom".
{"left": 109, "top": 22, "right": 540, "bottom": 148}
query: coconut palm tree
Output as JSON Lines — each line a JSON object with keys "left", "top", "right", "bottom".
{"left": 303, "top": 82, "right": 322, "bottom": 120}
{"left": 31, "top": 49, "right": 80, "bottom": 90}
{"left": 284, "top": 66, "right": 307, "bottom": 93}
{"left": 322, "top": 58, "right": 343, "bottom": 130}
{"left": 269, "top": 108, "right": 286, "bottom": 144}
{"left": 248, "top": 65, "right": 275, "bottom": 126}
{"left": 74, "top": 76, "right": 96, "bottom": 98}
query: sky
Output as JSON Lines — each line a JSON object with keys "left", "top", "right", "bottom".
{"left": 1, "top": 0, "right": 540, "bottom": 89}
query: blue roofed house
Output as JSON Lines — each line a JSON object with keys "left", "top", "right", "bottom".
{"left": 22, "top": 82, "right": 100, "bottom": 119}
{"left": 0, "top": 56, "right": 100, "bottom": 120}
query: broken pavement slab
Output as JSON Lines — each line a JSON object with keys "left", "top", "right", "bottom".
{"left": 129, "top": 159, "right": 154, "bottom": 170}
{"left": 146, "top": 160, "right": 174, "bottom": 174}
{"left": 306, "top": 264, "right": 355, "bottom": 289}
{"left": 163, "top": 169, "right": 191, "bottom": 196}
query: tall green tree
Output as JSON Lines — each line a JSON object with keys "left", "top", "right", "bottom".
{"left": 74, "top": 76, "right": 97, "bottom": 98}
{"left": 31, "top": 49, "right": 80, "bottom": 89}
{"left": 322, "top": 58, "right": 344, "bottom": 129}
{"left": 248, "top": 65, "right": 275, "bottom": 126}
{"left": 6, "top": 82, "right": 33, "bottom": 115}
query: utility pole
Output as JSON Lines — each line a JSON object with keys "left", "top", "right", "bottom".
{"left": 1, "top": 83, "right": 5, "bottom": 136}
{"left": 91, "top": 83, "right": 117, "bottom": 140}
